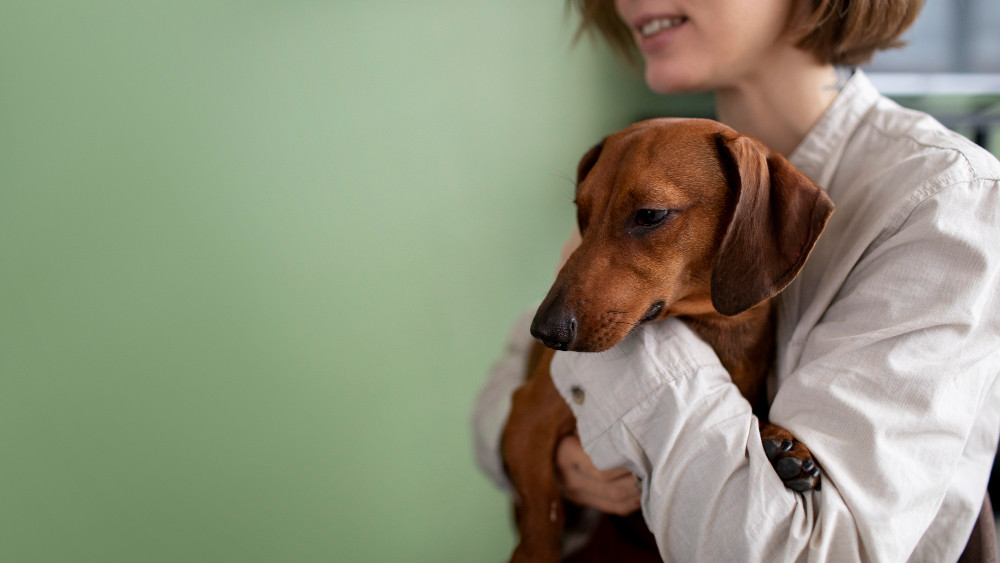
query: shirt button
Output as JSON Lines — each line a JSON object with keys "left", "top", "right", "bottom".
{"left": 571, "top": 386, "right": 585, "bottom": 405}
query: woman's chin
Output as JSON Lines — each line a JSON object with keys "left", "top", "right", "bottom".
{"left": 643, "top": 66, "right": 710, "bottom": 95}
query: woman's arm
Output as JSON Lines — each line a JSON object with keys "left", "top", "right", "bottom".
{"left": 551, "top": 180, "right": 1000, "bottom": 561}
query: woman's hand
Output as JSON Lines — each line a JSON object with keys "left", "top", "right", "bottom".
{"left": 555, "top": 433, "right": 641, "bottom": 516}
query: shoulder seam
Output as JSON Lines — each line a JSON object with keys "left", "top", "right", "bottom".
{"left": 871, "top": 177, "right": 996, "bottom": 250}
{"left": 858, "top": 108, "right": 1000, "bottom": 183}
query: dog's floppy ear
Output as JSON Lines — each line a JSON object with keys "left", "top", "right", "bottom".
{"left": 577, "top": 138, "right": 605, "bottom": 184}
{"left": 711, "top": 134, "right": 834, "bottom": 316}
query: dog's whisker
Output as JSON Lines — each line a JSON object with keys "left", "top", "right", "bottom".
{"left": 549, "top": 171, "right": 576, "bottom": 187}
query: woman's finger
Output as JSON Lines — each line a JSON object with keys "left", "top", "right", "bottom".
{"left": 562, "top": 469, "right": 641, "bottom": 504}
{"left": 597, "top": 466, "right": 634, "bottom": 481}
{"left": 563, "top": 483, "right": 642, "bottom": 517}
{"left": 556, "top": 434, "right": 632, "bottom": 482}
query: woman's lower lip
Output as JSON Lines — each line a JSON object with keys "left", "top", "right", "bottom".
{"left": 636, "top": 21, "right": 686, "bottom": 54}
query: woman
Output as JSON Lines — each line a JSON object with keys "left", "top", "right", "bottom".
{"left": 473, "top": 0, "right": 1000, "bottom": 560}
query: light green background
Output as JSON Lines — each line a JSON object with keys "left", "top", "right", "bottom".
{"left": 1, "top": 2, "right": 668, "bottom": 561}
{"left": 5, "top": 3, "right": 996, "bottom": 563}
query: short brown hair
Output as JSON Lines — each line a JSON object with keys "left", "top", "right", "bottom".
{"left": 569, "top": 0, "right": 925, "bottom": 66}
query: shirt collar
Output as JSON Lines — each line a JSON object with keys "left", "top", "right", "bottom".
{"left": 788, "top": 68, "right": 881, "bottom": 187}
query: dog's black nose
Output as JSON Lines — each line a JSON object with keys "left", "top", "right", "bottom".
{"left": 530, "top": 307, "right": 577, "bottom": 351}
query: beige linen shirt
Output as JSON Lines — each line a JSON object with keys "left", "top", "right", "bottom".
{"left": 472, "top": 70, "right": 1000, "bottom": 561}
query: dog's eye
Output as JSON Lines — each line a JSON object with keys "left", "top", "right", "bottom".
{"left": 634, "top": 209, "right": 674, "bottom": 228}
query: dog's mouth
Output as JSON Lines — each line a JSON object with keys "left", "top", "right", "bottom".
{"left": 636, "top": 301, "right": 665, "bottom": 325}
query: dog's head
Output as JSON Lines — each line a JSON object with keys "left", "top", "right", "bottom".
{"left": 531, "top": 118, "right": 833, "bottom": 352}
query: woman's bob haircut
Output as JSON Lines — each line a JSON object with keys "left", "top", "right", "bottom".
{"left": 569, "top": 0, "right": 925, "bottom": 66}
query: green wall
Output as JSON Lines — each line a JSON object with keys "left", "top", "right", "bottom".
{"left": 1, "top": 2, "right": 655, "bottom": 561}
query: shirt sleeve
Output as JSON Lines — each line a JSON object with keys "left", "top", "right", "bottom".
{"left": 549, "top": 180, "right": 1000, "bottom": 562}
{"left": 470, "top": 306, "right": 537, "bottom": 491}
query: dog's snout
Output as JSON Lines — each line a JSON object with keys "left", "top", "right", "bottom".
{"left": 530, "top": 308, "right": 578, "bottom": 351}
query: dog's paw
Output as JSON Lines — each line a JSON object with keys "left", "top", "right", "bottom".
{"left": 760, "top": 424, "right": 821, "bottom": 493}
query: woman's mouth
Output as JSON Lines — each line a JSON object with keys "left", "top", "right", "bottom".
{"left": 638, "top": 16, "right": 687, "bottom": 38}
{"left": 631, "top": 14, "right": 688, "bottom": 54}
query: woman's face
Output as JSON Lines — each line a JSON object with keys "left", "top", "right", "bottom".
{"left": 613, "top": 0, "right": 802, "bottom": 93}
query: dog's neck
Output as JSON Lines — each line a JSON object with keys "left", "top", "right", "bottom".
{"left": 681, "top": 301, "right": 776, "bottom": 403}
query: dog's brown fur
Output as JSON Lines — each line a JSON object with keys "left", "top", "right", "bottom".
{"left": 502, "top": 118, "right": 834, "bottom": 562}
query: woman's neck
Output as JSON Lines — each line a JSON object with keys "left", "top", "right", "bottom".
{"left": 714, "top": 50, "right": 841, "bottom": 157}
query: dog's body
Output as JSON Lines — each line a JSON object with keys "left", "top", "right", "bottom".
{"left": 502, "top": 118, "right": 834, "bottom": 562}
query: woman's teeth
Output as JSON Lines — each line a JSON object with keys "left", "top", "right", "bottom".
{"left": 640, "top": 17, "right": 686, "bottom": 37}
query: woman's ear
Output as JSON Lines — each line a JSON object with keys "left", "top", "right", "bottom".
{"left": 711, "top": 133, "right": 834, "bottom": 316}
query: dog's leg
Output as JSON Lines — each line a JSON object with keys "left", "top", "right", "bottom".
{"left": 760, "top": 423, "right": 821, "bottom": 492}
{"left": 503, "top": 345, "right": 576, "bottom": 563}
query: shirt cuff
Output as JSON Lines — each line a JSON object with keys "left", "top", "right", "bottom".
{"left": 549, "top": 318, "right": 724, "bottom": 468}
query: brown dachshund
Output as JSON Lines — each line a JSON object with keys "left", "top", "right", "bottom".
{"left": 501, "top": 118, "right": 834, "bottom": 562}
